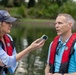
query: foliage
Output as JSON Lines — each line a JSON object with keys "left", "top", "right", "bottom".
{"left": 8, "top": 8, "right": 19, "bottom": 17}
{"left": 58, "top": 1, "right": 76, "bottom": 19}
{"left": 6, "top": 0, "right": 14, "bottom": 7}
{"left": 37, "top": 0, "right": 69, "bottom": 7}
{"left": 17, "top": 4, "right": 26, "bottom": 18}
{"left": 28, "top": 0, "right": 35, "bottom": 8}
{"left": 42, "top": 3, "right": 59, "bottom": 19}
{"left": 28, "top": 0, "right": 59, "bottom": 19}
{"left": 28, "top": 3, "right": 59, "bottom": 19}
{"left": 13, "top": 0, "right": 25, "bottom": 7}
{"left": 55, "top": 0, "right": 69, "bottom": 6}
{"left": 0, "top": 0, "right": 25, "bottom": 7}
{"left": 0, "top": 0, "right": 76, "bottom": 19}
{"left": 0, "top": 0, "right": 8, "bottom": 6}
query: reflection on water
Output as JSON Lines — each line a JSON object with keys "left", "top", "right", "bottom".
{"left": 9, "top": 23, "right": 57, "bottom": 75}
{"left": 15, "top": 38, "right": 28, "bottom": 75}
{"left": 22, "top": 38, "right": 28, "bottom": 48}
{"left": 15, "top": 38, "right": 45, "bottom": 75}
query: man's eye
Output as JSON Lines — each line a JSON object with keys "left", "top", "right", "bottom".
{"left": 55, "top": 22, "right": 62, "bottom": 25}
{"left": 58, "top": 22, "right": 63, "bottom": 24}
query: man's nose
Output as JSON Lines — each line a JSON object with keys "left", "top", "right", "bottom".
{"left": 55, "top": 23, "right": 59, "bottom": 28}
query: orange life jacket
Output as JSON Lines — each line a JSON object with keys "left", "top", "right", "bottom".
{"left": 49, "top": 33, "right": 76, "bottom": 73}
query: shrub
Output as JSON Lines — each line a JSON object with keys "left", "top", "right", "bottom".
{"left": 28, "top": 3, "right": 59, "bottom": 19}
{"left": 58, "top": 1, "right": 76, "bottom": 19}
{"left": 17, "top": 4, "right": 26, "bottom": 18}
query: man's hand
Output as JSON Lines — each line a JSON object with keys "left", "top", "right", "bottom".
{"left": 45, "top": 73, "right": 62, "bottom": 75}
{"left": 45, "top": 73, "right": 52, "bottom": 75}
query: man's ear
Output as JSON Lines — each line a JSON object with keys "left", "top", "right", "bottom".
{"left": 68, "top": 22, "right": 72, "bottom": 28}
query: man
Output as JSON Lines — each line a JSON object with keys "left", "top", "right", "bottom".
{"left": 0, "top": 10, "right": 45, "bottom": 75}
{"left": 45, "top": 13, "right": 76, "bottom": 75}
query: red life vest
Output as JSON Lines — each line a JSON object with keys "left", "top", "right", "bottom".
{"left": 49, "top": 33, "right": 76, "bottom": 73}
{"left": 0, "top": 34, "right": 14, "bottom": 74}
{"left": 0, "top": 34, "right": 14, "bottom": 56}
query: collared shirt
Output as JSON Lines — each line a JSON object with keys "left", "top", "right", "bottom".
{"left": 47, "top": 36, "right": 76, "bottom": 73}
{"left": 0, "top": 34, "right": 18, "bottom": 75}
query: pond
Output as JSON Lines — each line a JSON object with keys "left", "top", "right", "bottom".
{"left": 7, "top": 21, "right": 76, "bottom": 75}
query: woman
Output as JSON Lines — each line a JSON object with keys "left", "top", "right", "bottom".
{"left": 0, "top": 10, "right": 45, "bottom": 75}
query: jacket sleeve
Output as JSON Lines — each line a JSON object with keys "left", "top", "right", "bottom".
{"left": 7, "top": 47, "right": 18, "bottom": 74}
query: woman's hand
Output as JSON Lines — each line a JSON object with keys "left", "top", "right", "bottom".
{"left": 29, "top": 38, "right": 45, "bottom": 50}
{"left": 16, "top": 38, "right": 45, "bottom": 61}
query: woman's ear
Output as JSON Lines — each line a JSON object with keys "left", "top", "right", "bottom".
{"left": 0, "top": 22, "right": 2, "bottom": 27}
{"left": 0, "top": 22, "right": 1, "bottom": 27}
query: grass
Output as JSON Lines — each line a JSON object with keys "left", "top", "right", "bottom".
{"left": 19, "top": 18, "right": 55, "bottom": 22}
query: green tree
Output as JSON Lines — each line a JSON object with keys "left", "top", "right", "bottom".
{"left": 50, "top": 0, "right": 69, "bottom": 6}
{"left": 0, "top": 0, "right": 8, "bottom": 6}
{"left": 7, "top": 0, "right": 14, "bottom": 7}
{"left": 56, "top": 0, "right": 69, "bottom": 6}
{"left": 13, "top": 0, "right": 25, "bottom": 7}
{"left": 37, "top": 0, "right": 69, "bottom": 7}
{"left": 28, "top": 0, "right": 35, "bottom": 8}
{"left": 0, "top": 0, "right": 25, "bottom": 7}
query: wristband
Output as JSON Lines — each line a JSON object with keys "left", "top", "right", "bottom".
{"left": 62, "top": 73, "right": 64, "bottom": 75}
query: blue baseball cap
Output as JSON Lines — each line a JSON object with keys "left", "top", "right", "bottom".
{"left": 0, "top": 10, "right": 17, "bottom": 22}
